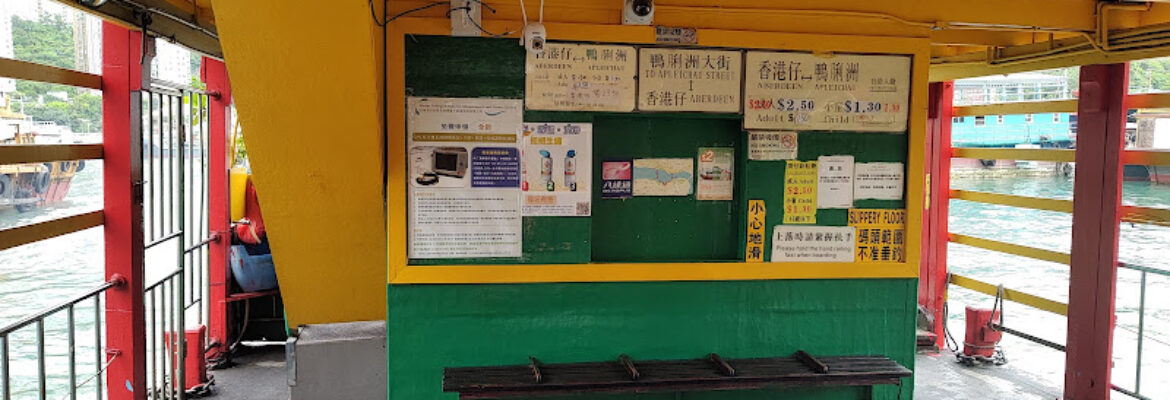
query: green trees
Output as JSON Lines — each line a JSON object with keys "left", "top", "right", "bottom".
{"left": 11, "top": 13, "right": 102, "bottom": 133}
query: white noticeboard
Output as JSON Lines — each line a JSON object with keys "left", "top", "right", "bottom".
{"left": 637, "top": 48, "right": 742, "bottom": 112}
{"left": 406, "top": 97, "right": 524, "bottom": 259}
{"left": 770, "top": 225, "right": 856, "bottom": 263}
{"left": 526, "top": 43, "right": 637, "bottom": 112}
{"left": 817, "top": 155, "right": 854, "bottom": 209}
{"left": 521, "top": 122, "right": 593, "bottom": 216}
{"left": 854, "top": 162, "right": 905, "bottom": 201}
{"left": 743, "top": 52, "right": 911, "bottom": 132}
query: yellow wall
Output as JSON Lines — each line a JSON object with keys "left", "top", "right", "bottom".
{"left": 208, "top": 0, "right": 386, "bottom": 327}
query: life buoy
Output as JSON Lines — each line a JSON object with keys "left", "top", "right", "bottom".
{"left": 75, "top": 160, "right": 86, "bottom": 173}
{"left": 0, "top": 174, "right": 11, "bottom": 198}
{"left": 33, "top": 171, "right": 51, "bottom": 194}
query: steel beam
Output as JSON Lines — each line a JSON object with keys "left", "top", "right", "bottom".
{"left": 102, "top": 21, "right": 147, "bottom": 400}
{"left": 922, "top": 81, "right": 953, "bottom": 349}
{"left": 200, "top": 57, "right": 232, "bottom": 354}
{"left": 1065, "top": 63, "right": 1127, "bottom": 400}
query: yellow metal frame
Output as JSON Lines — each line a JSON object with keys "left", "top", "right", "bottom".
{"left": 386, "top": 18, "right": 929, "bottom": 284}
{"left": 0, "top": 57, "right": 102, "bottom": 90}
{"left": 952, "top": 99, "right": 1078, "bottom": 117}
{"left": 949, "top": 232, "right": 1071, "bottom": 265}
{"left": 0, "top": 144, "right": 104, "bottom": 164}
{"left": 949, "top": 273, "right": 1068, "bottom": 316}
{"left": 952, "top": 147, "right": 1076, "bottom": 162}
{"left": 0, "top": 211, "right": 104, "bottom": 251}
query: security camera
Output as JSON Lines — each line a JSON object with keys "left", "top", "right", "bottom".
{"left": 623, "top": 0, "right": 654, "bottom": 25}
{"left": 523, "top": 23, "right": 547, "bottom": 55}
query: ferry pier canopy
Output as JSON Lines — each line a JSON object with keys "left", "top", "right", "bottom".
{"left": 2, "top": 0, "right": 1170, "bottom": 399}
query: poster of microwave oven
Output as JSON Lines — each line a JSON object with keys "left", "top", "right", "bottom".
{"left": 406, "top": 98, "right": 523, "bottom": 190}
{"left": 520, "top": 122, "right": 593, "bottom": 216}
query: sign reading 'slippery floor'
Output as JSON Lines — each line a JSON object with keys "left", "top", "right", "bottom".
{"left": 743, "top": 52, "right": 911, "bottom": 132}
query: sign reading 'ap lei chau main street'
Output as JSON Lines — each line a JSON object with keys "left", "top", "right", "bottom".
{"left": 743, "top": 52, "right": 911, "bottom": 132}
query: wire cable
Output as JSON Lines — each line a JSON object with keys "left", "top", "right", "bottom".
{"left": 368, "top": 0, "right": 452, "bottom": 27}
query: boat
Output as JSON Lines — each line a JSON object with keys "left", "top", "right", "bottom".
{"left": 0, "top": 113, "right": 85, "bottom": 212}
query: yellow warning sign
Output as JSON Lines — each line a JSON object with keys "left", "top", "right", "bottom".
{"left": 848, "top": 209, "right": 906, "bottom": 263}
{"left": 746, "top": 200, "right": 767, "bottom": 262}
{"left": 783, "top": 161, "right": 817, "bottom": 224}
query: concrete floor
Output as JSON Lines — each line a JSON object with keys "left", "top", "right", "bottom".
{"left": 201, "top": 344, "right": 1062, "bottom": 400}
{"left": 206, "top": 345, "right": 288, "bottom": 400}
{"left": 914, "top": 349, "right": 1062, "bottom": 400}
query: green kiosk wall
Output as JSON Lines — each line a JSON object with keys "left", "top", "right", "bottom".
{"left": 388, "top": 36, "right": 916, "bottom": 399}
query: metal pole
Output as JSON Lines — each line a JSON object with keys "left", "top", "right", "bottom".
{"left": 177, "top": 90, "right": 187, "bottom": 399}
{"left": 37, "top": 320, "right": 45, "bottom": 400}
{"left": 69, "top": 304, "right": 77, "bottom": 400}
{"left": 201, "top": 57, "right": 231, "bottom": 354}
{"left": 93, "top": 295, "right": 101, "bottom": 400}
{"left": 2, "top": 333, "right": 9, "bottom": 400}
{"left": 1135, "top": 271, "right": 1146, "bottom": 393}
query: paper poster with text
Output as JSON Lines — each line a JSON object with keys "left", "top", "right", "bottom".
{"left": 854, "top": 162, "right": 905, "bottom": 201}
{"left": 748, "top": 131, "right": 797, "bottom": 160}
{"left": 406, "top": 97, "right": 523, "bottom": 259}
{"left": 848, "top": 208, "right": 906, "bottom": 263}
{"left": 602, "top": 160, "right": 633, "bottom": 199}
{"left": 744, "top": 51, "right": 911, "bottom": 132}
{"left": 770, "top": 225, "right": 856, "bottom": 262}
{"left": 817, "top": 155, "right": 854, "bottom": 209}
{"left": 783, "top": 160, "right": 817, "bottom": 224}
{"left": 521, "top": 122, "right": 592, "bottom": 216}
{"left": 526, "top": 43, "right": 637, "bottom": 112}
{"left": 696, "top": 148, "right": 734, "bottom": 200}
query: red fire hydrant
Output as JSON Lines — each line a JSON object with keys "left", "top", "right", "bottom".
{"left": 962, "top": 306, "right": 1002, "bottom": 358}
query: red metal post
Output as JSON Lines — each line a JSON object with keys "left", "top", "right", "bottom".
{"left": 201, "top": 57, "right": 233, "bottom": 352}
{"left": 101, "top": 22, "right": 146, "bottom": 400}
{"left": 1065, "top": 63, "right": 1127, "bottom": 400}
{"left": 922, "top": 81, "right": 954, "bottom": 349}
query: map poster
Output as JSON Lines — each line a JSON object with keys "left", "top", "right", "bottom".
{"left": 638, "top": 48, "right": 742, "bottom": 112}
{"left": 406, "top": 97, "right": 523, "bottom": 259}
{"left": 526, "top": 43, "right": 637, "bottom": 112}
{"left": 783, "top": 160, "right": 817, "bottom": 224}
{"left": 748, "top": 131, "right": 798, "bottom": 161}
{"left": 770, "top": 225, "right": 856, "bottom": 262}
{"left": 817, "top": 155, "right": 854, "bottom": 209}
{"left": 743, "top": 51, "right": 911, "bottom": 132}
{"left": 854, "top": 162, "right": 905, "bottom": 201}
{"left": 745, "top": 200, "right": 767, "bottom": 263}
{"left": 521, "top": 122, "right": 593, "bottom": 216}
{"left": 696, "top": 148, "right": 734, "bottom": 201}
{"left": 848, "top": 209, "right": 907, "bottom": 263}
{"left": 601, "top": 160, "right": 633, "bottom": 199}
{"left": 633, "top": 158, "right": 694, "bottom": 197}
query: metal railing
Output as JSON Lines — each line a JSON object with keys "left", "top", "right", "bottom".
{"left": 140, "top": 84, "right": 212, "bottom": 399}
{"left": 0, "top": 279, "right": 119, "bottom": 400}
{"left": 944, "top": 97, "right": 1170, "bottom": 400}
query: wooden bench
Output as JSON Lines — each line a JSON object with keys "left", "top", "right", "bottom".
{"left": 443, "top": 351, "right": 911, "bottom": 399}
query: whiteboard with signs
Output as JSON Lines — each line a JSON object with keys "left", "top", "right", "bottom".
{"left": 525, "top": 43, "right": 637, "bottom": 112}
{"left": 743, "top": 52, "right": 911, "bottom": 132}
{"left": 637, "top": 48, "right": 742, "bottom": 112}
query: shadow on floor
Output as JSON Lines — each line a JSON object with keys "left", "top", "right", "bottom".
{"left": 204, "top": 344, "right": 288, "bottom": 400}
{"left": 915, "top": 349, "right": 1061, "bottom": 400}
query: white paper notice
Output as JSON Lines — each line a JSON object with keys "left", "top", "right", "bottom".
{"left": 748, "top": 131, "right": 797, "bottom": 160}
{"left": 817, "top": 155, "right": 854, "bottom": 209}
{"left": 854, "top": 162, "right": 905, "bottom": 201}
{"left": 770, "top": 225, "right": 856, "bottom": 262}
{"left": 743, "top": 52, "right": 911, "bottom": 132}
{"left": 521, "top": 122, "right": 593, "bottom": 216}
{"left": 406, "top": 97, "right": 523, "bottom": 259}
{"left": 526, "top": 43, "right": 637, "bottom": 112}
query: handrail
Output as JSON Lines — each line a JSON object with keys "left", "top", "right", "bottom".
{"left": 1125, "top": 92, "right": 1170, "bottom": 110}
{"left": 1122, "top": 150, "right": 1170, "bottom": 167}
{"left": 950, "top": 190, "right": 1073, "bottom": 213}
{"left": 0, "top": 57, "right": 101, "bottom": 90}
{"left": 952, "top": 147, "right": 1076, "bottom": 162}
{"left": 1118, "top": 262, "right": 1170, "bottom": 277}
{"left": 0, "top": 144, "right": 105, "bottom": 165}
{"left": 948, "top": 232, "right": 1071, "bottom": 265}
{"left": 949, "top": 273, "right": 1069, "bottom": 316}
{"left": 0, "top": 279, "right": 119, "bottom": 336}
{"left": 952, "top": 99, "right": 1078, "bottom": 117}
{"left": 0, "top": 211, "right": 105, "bottom": 251}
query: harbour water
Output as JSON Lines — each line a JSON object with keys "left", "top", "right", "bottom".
{"left": 0, "top": 167, "right": 1167, "bottom": 398}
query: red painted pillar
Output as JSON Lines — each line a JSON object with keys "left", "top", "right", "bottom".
{"left": 102, "top": 22, "right": 146, "bottom": 400}
{"left": 1065, "top": 63, "right": 1127, "bottom": 400}
{"left": 922, "top": 81, "right": 953, "bottom": 349}
{"left": 201, "top": 57, "right": 233, "bottom": 352}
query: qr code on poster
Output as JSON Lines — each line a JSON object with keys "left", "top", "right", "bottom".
{"left": 576, "top": 202, "right": 591, "bottom": 216}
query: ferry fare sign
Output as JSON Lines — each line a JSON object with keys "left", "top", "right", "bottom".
{"left": 637, "top": 48, "right": 742, "bottom": 112}
{"left": 743, "top": 52, "right": 911, "bottom": 132}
